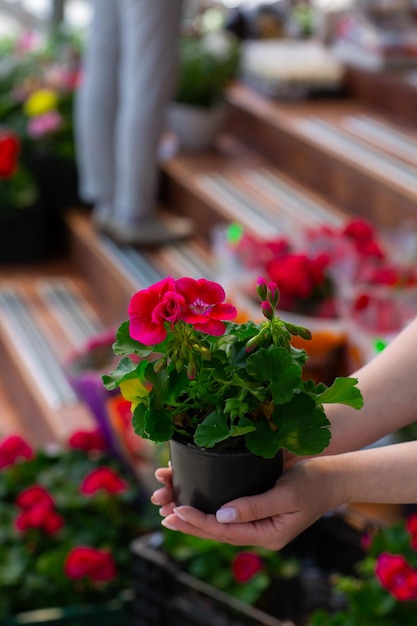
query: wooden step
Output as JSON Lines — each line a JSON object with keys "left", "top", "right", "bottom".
{"left": 0, "top": 276, "right": 103, "bottom": 447}
{"left": 161, "top": 137, "right": 346, "bottom": 245}
{"left": 226, "top": 82, "right": 417, "bottom": 229}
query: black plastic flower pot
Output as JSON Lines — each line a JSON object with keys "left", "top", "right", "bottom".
{"left": 169, "top": 438, "right": 284, "bottom": 514}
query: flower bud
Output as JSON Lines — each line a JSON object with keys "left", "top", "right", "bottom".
{"left": 298, "top": 326, "right": 312, "bottom": 341}
{"left": 187, "top": 358, "right": 196, "bottom": 380}
{"left": 256, "top": 277, "right": 268, "bottom": 302}
{"left": 267, "top": 282, "right": 279, "bottom": 308}
{"left": 153, "top": 357, "right": 167, "bottom": 373}
{"left": 261, "top": 300, "right": 274, "bottom": 320}
{"left": 175, "top": 358, "right": 183, "bottom": 373}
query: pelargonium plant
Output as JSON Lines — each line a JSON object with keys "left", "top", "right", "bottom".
{"left": 311, "top": 512, "right": 417, "bottom": 625}
{"left": 103, "top": 275, "right": 363, "bottom": 460}
{"left": 0, "top": 430, "right": 157, "bottom": 617}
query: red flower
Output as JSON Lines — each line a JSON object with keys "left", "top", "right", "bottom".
{"left": 16, "top": 485, "right": 55, "bottom": 510}
{"left": 0, "top": 435, "right": 33, "bottom": 469}
{"left": 342, "top": 219, "right": 385, "bottom": 259}
{"left": 128, "top": 275, "right": 180, "bottom": 345}
{"left": 68, "top": 428, "right": 107, "bottom": 452}
{"left": 64, "top": 546, "right": 117, "bottom": 582}
{"left": 375, "top": 553, "right": 417, "bottom": 601}
{"left": 15, "top": 503, "right": 64, "bottom": 535}
{"left": 176, "top": 277, "right": 237, "bottom": 335}
{"left": 0, "top": 130, "right": 19, "bottom": 178}
{"left": 232, "top": 552, "right": 263, "bottom": 583}
{"left": 80, "top": 467, "right": 127, "bottom": 495}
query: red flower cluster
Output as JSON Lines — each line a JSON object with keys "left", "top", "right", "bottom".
{"left": 64, "top": 546, "right": 116, "bottom": 582}
{"left": 15, "top": 485, "right": 64, "bottom": 535}
{"left": 128, "top": 275, "right": 237, "bottom": 345}
{"left": 375, "top": 553, "right": 417, "bottom": 601}
{"left": 0, "top": 435, "right": 33, "bottom": 469}
{"left": 68, "top": 428, "right": 107, "bottom": 452}
{"left": 80, "top": 467, "right": 127, "bottom": 495}
{"left": 232, "top": 552, "right": 263, "bottom": 583}
{"left": 0, "top": 130, "right": 19, "bottom": 178}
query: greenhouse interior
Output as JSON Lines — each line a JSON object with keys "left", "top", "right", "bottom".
{"left": 2, "top": 0, "right": 417, "bottom": 624}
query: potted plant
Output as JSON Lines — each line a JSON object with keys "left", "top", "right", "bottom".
{"left": 102, "top": 275, "right": 363, "bottom": 514}
{"left": 0, "top": 430, "right": 159, "bottom": 622}
{"left": 311, "top": 512, "right": 417, "bottom": 625}
{"left": 0, "top": 126, "right": 48, "bottom": 264}
{"left": 166, "top": 28, "right": 241, "bottom": 150}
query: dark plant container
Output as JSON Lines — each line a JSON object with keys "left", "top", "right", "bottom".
{"left": 3, "top": 591, "right": 132, "bottom": 626}
{"left": 130, "top": 532, "right": 287, "bottom": 626}
{"left": 169, "top": 438, "right": 284, "bottom": 514}
{"left": 0, "top": 202, "right": 48, "bottom": 265}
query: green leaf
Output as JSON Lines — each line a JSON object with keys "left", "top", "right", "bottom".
{"left": 194, "top": 410, "right": 231, "bottom": 448}
{"left": 247, "top": 347, "right": 302, "bottom": 405}
{"left": 316, "top": 377, "right": 364, "bottom": 409}
{"left": 102, "top": 357, "right": 147, "bottom": 390}
{"left": 146, "top": 366, "right": 189, "bottom": 406}
{"left": 132, "top": 404, "right": 173, "bottom": 442}
{"left": 272, "top": 393, "right": 331, "bottom": 456}
{"left": 245, "top": 420, "right": 283, "bottom": 459}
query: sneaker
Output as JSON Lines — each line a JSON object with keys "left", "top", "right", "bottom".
{"left": 104, "top": 214, "right": 194, "bottom": 247}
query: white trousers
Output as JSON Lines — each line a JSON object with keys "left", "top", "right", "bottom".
{"left": 75, "top": 0, "right": 183, "bottom": 224}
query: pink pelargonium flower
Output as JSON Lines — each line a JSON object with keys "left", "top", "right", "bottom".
{"left": 176, "top": 277, "right": 237, "bottom": 335}
{"left": 0, "top": 435, "right": 33, "bottom": 469}
{"left": 15, "top": 503, "right": 64, "bottom": 535}
{"left": 68, "top": 428, "right": 107, "bottom": 452}
{"left": 16, "top": 485, "right": 55, "bottom": 510}
{"left": 375, "top": 553, "right": 417, "bottom": 601}
{"left": 128, "top": 275, "right": 183, "bottom": 345}
{"left": 64, "top": 546, "right": 117, "bottom": 582}
{"left": 80, "top": 467, "right": 127, "bottom": 495}
{"left": 232, "top": 552, "right": 263, "bottom": 583}
{"left": 27, "top": 110, "right": 62, "bottom": 139}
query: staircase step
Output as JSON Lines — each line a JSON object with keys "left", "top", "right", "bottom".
{"left": 0, "top": 278, "right": 102, "bottom": 446}
{"left": 226, "top": 82, "right": 417, "bottom": 228}
{"left": 161, "top": 142, "right": 346, "bottom": 243}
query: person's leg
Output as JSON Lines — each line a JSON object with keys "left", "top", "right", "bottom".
{"left": 108, "top": 0, "right": 192, "bottom": 244}
{"left": 74, "top": 0, "right": 119, "bottom": 223}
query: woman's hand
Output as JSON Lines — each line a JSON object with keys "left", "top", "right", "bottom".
{"left": 151, "top": 456, "right": 344, "bottom": 550}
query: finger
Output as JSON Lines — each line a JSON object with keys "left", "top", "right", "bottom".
{"left": 150, "top": 486, "right": 173, "bottom": 506}
{"left": 159, "top": 502, "right": 175, "bottom": 517}
{"left": 154, "top": 467, "right": 172, "bottom": 485}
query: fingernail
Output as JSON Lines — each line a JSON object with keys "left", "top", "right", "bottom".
{"left": 216, "top": 507, "right": 237, "bottom": 523}
{"left": 173, "top": 506, "right": 187, "bottom": 522}
{"left": 161, "top": 519, "right": 178, "bottom": 531}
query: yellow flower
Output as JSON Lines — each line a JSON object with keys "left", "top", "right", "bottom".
{"left": 119, "top": 378, "right": 149, "bottom": 412}
{"left": 24, "top": 89, "right": 59, "bottom": 117}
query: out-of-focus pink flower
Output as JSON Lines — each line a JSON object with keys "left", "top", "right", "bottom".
{"left": 0, "top": 435, "right": 33, "bottom": 469}
{"left": 27, "top": 110, "right": 62, "bottom": 138}
{"left": 64, "top": 546, "right": 117, "bottom": 582}
{"left": 68, "top": 429, "right": 107, "bottom": 452}
{"left": 16, "top": 485, "right": 55, "bottom": 510}
{"left": 15, "top": 503, "right": 64, "bottom": 535}
{"left": 80, "top": 467, "right": 127, "bottom": 495}
{"left": 232, "top": 552, "right": 263, "bottom": 583}
{"left": 375, "top": 553, "right": 417, "bottom": 601}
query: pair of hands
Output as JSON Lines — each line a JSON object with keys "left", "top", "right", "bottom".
{"left": 151, "top": 454, "right": 341, "bottom": 550}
